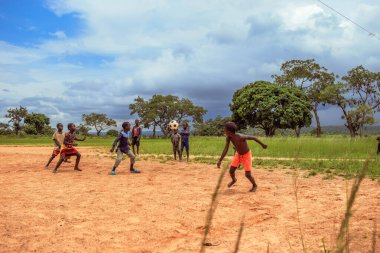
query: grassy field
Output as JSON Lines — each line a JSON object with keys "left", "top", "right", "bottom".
{"left": 1, "top": 135, "right": 379, "bottom": 178}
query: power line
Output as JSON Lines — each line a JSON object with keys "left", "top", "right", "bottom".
{"left": 316, "top": 0, "right": 380, "bottom": 41}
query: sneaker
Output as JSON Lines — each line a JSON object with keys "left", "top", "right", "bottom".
{"left": 110, "top": 170, "right": 116, "bottom": 175}
{"left": 130, "top": 169, "right": 141, "bottom": 174}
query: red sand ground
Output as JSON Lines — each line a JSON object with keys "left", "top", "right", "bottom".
{"left": 0, "top": 146, "right": 379, "bottom": 253}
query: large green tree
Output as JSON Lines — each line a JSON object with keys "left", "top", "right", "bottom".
{"left": 273, "top": 59, "right": 335, "bottom": 137}
{"left": 193, "top": 116, "right": 231, "bottom": 136}
{"left": 82, "top": 113, "right": 117, "bottom": 136}
{"left": 129, "top": 94, "right": 207, "bottom": 136}
{"left": 24, "top": 113, "right": 50, "bottom": 135}
{"left": 326, "top": 66, "right": 380, "bottom": 137}
{"left": 230, "top": 81, "right": 312, "bottom": 137}
{"left": 5, "top": 106, "right": 28, "bottom": 136}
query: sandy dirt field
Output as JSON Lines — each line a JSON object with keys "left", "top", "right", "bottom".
{"left": 0, "top": 146, "right": 379, "bottom": 253}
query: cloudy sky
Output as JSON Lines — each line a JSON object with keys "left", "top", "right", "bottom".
{"left": 0, "top": 0, "right": 379, "bottom": 128}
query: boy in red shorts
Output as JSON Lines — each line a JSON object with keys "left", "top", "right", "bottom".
{"left": 45, "top": 123, "right": 64, "bottom": 169}
{"left": 217, "top": 122, "right": 267, "bottom": 192}
{"left": 52, "top": 123, "right": 86, "bottom": 173}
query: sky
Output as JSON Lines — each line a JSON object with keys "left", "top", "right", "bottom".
{"left": 0, "top": 0, "right": 379, "bottom": 128}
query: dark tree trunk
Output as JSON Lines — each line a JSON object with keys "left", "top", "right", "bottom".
{"left": 294, "top": 126, "right": 301, "bottom": 138}
{"left": 345, "top": 123, "right": 356, "bottom": 137}
{"left": 312, "top": 106, "right": 321, "bottom": 138}
{"left": 264, "top": 128, "right": 275, "bottom": 137}
{"left": 152, "top": 124, "right": 156, "bottom": 138}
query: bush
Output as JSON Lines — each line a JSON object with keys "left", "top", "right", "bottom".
{"left": 107, "top": 129, "right": 119, "bottom": 137}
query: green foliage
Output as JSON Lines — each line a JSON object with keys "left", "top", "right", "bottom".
{"left": 106, "top": 129, "right": 119, "bottom": 137}
{"left": 230, "top": 81, "right": 312, "bottom": 136}
{"left": 327, "top": 66, "right": 380, "bottom": 137}
{"left": 82, "top": 113, "right": 117, "bottom": 136}
{"left": 0, "top": 123, "right": 12, "bottom": 135}
{"left": 273, "top": 59, "right": 336, "bottom": 137}
{"left": 5, "top": 106, "right": 28, "bottom": 136}
{"left": 24, "top": 112, "right": 50, "bottom": 135}
{"left": 129, "top": 94, "right": 207, "bottom": 136}
{"left": 193, "top": 115, "right": 231, "bottom": 136}
{"left": 77, "top": 124, "right": 91, "bottom": 136}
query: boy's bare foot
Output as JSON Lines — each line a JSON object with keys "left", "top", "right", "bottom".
{"left": 74, "top": 168, "right": 82, "bottom": 171}
{"left": 45, "top": 166, "right": 48, "bottom": 169}
{"left": 228, "top": 179, "right": 237, "bottom": 188}
{"left": 52, "top": 169, "right": 57, "bottom": 173}
{"left": 64, "top": 160, "right": 71, "bottom": 163}
{"left": 249, "top": 185, "right": 257, "bottom": 192}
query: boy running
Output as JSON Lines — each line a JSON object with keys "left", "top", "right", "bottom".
{"left": 110, "top": 122, "right": 140, "bottom": 175}
{"left": 180, "top": 122, "right": 190, "bottom": 162}
{"left": 45, "top": 123, "right": 65, "bottom": 169}
{"left": 131, "top": 119, "right": 142, "bottom": 156}
{"left": 217, "top": 122, "right": 267, "bottom": 192}
{"left": 52, "top": 123, "right": 86, "bottom": 173}
{"left": 171, "top": 128, "right": 182, "bottom": 160}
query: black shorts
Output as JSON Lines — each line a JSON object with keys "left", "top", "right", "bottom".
{"left": 132, "top": 137, "right": 140, "bottom": 146}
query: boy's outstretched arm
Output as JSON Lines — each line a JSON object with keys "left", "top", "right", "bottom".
{"left": 110, "top": 134, "right": 121, "bottom": 152}
{"left": 242, "top": 134, "right": 267, "bottom": 149}
{"left": 217, "top": 137, "right": 231, "bottom": 168}
{"left": 75, "top": 136, "right": 86, "bottom": 141}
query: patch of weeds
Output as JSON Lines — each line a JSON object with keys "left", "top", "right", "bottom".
{"left": 323, "top": 174, "right": 336, "bottom": 180}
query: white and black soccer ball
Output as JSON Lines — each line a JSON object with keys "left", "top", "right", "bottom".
{"left": 169, "top": 120, "right": 179, "bottom": 130}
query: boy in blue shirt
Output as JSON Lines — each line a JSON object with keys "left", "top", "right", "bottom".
{"left": 110, "top": 122, "right": 140, "bottom": 175}
{"left": 180, "top": 122, "right": 190, "bottom": 162}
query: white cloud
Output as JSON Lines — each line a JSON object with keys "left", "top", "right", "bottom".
{"left": 0, "top": 0, "right": 379, "bottom": 126}
{"left": 50, "top": 30, "right": 67, "bottom": 39}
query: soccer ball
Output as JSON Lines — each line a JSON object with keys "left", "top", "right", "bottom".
{"left": 169, "top": 120, "right": 179, "bottom": 130}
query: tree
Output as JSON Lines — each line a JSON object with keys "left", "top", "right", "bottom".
{"left": 5, "top": 106, "right": 28, "bottom": 136}
{"left": 230, "top": 81, "right": 312, "bottom": 137}
{"left": 77, "top": 124, "right": 91, "bottom": 136}
{"left": 24, "top": 113, "right": 50, "bottom": 135}
{"left": 273, "top": 59, "right": 335, "bottom": 137}
{"left": 193, "top": 116, "right": 231, "bottom": 136}
{"left": 326, "top": 66, "right": 380, "bottom": 137}
{"left": 106, "top": 129, "right": 119, "bottom": 137}
{"left": 129, "top": 94, "right": 207, "bottom": 136}
{"left": 82, "top": 113, "right": 117, "bottom": 136}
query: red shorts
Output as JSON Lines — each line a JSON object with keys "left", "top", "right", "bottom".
{"left": 231, "top": 150, "right": 252, "bottom": 171}
{"left": 52, "top": 150, "right": 60, "bottom": 156}
{"left": 60, "top": 148, "right": 79, "bottom": 156}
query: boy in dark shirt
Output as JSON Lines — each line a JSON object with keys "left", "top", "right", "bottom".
{"left": 217, "top": 122, "right": 267, "bottom": 192}
{"left": 180, "top": 122, "right": 190, "bottom": 162}
{"left": 110, "top": 122, "right": 140, "bottom": 175}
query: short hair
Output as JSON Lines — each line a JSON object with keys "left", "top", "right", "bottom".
{"left": 225, "top": 121, "right": 237, "bottom": 133}
{"left": 67, "top": 123, "right": 75, "bottom": 129}
{"left": 122, "top": 122, "right": 130, "bottom": 128}
{"left": 56, "top": 123, "right": 63, "bottom": 128}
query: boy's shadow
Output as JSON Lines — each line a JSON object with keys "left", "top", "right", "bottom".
{"left": 220, "top": 187, "right": 246, "bottom": 196}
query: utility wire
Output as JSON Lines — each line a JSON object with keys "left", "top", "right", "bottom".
{"left": 317, "top": 0, "right": 380, "bottom": 41}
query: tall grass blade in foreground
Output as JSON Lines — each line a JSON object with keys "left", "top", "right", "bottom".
{"left": 336, "top": 159, "right": 369, "bottom": 253}
{"left": 293, "top": 172, "right": 307, "bottom": 253}
{"left": 199, "top": 162, "right": 228, "bottom": 253}
{"left": 232, "top": 215, "right": 245, "bottom": 253}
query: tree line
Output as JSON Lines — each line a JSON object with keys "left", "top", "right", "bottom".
{"left": 1, "top": 59, "right": 378, "bottom": 138}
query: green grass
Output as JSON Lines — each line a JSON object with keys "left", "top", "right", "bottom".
{"left": 1, "top": 135, "right": 379, "bottom": 178}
